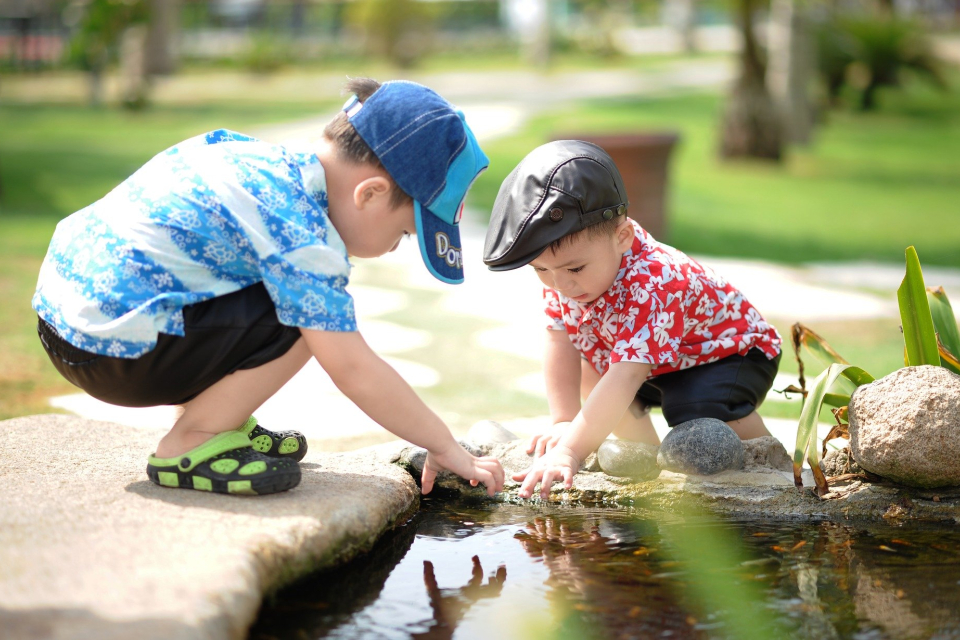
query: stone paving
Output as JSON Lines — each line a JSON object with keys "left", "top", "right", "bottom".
{"left": 0, "top": 415, "right": 419, "bottom": 640}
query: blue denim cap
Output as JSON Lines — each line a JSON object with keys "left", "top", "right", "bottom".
{"left": 344, "top": 81, "right": 489, "bottom": 284}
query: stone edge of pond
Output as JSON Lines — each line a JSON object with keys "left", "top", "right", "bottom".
{"left": 0, "top": 415, "right": 420, "bottom": 640}
{"left": 389, "top": 438, "right": 960, "bottom": 526}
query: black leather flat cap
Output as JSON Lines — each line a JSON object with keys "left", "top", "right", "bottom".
{"left": 483, "top": 140, "right": 628, "bottom": 271}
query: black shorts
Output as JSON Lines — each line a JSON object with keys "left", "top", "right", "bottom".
{"left": 38, "top": 283, "right": 302, "bottom": 407}
{"left": 637, "top": 348, "right": 781, "bottom": 426}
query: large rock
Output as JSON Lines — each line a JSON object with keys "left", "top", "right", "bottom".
{"left": 466, "top": 420, "right": 519, "bottom": 445}
{"left": 596, "top": 440, "right": 661, "bottom": 481}
{"left": 657, "top": 418, "right": 745, "bottom": 475}
{"left": 0, "top": 415, "right": 418, "bottom": 640}
{"left": 849, "top": 366, "right": 960, "bottom": 489}
{"left": 743, "top": 436, "right": 793, "bottom": 472}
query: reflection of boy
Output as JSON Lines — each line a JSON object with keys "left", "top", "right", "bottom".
{"left": 33, "top": 78, "right": 504, "bottom": 497}
{"left": 483, "top": 141, "right": 781, "bottom": 499}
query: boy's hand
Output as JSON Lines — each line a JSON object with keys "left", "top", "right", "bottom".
{"left": 526, "top": 421, "right": 572, "bottom": 459}
{"left": 512, "top": 444, "right": 580, "bottom": 500}
{"left": 422, "top": 444, "right": 505, "bottom": 497}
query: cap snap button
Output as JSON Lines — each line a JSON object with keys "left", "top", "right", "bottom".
{"left": 617, "top": 204, "right": 626, "bottom": 216}
{"left": 549, "top": 208, "right": 564, "bottom": 222}
{"left": 602, "top": 209, "right": 614, "bottom": 220}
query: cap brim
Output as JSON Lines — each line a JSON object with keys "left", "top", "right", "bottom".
{"left": 415, "top": 201, "right": 464, "bottom": 284}
{"left": 485, "top": 248, "right": 547, "bottom": 271}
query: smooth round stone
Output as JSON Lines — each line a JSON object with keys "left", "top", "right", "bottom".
{"left": 466, "top": 420, "right": 519, "bottom": 446}
{"left": 596, "top": 440, "right": 661, "bottom": 481}
{"left": 657, "top": 418, "right": 745, "bottom": 475}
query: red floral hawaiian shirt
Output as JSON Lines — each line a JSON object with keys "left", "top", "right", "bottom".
{"left": 544, "top": 219, "right": 781, "bottom": 377}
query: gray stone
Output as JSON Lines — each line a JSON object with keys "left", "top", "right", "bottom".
{"left": 656, "top": 418, "right": 745, "bottom": 475}
{"left": 849, "top": 366, "right": 960, "bottom": 489}
{"left": 582, "top": 452, "right": 602, "bottom": 472}
{"left": 596, "top": 439, "right": 661, "bottom": 481}
{"left": 465, "top": 420, "right": 519, "bottom": 447}
{"left": 0, "top": 415, "right": 418, "bottom": 640}
{"left": 742, "top": 436, "right": 793, "bottom": 472}
{"left": 821, "top": 447, "right": 865, "bottom": 477}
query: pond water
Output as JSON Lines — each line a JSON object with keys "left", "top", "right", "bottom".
{"left": 251, "top": 499, "right": 960, "bottom": 640}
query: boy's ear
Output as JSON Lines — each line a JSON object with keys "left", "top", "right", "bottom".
{"left": 615, "top": 218, "right": 634, "bottom": 252}
{"left": 353, "top": 176, "right": 391, "bottom": 210}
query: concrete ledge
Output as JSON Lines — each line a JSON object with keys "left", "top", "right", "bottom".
{"left": 0, "top": 415, "right": 419, "bottom": 640}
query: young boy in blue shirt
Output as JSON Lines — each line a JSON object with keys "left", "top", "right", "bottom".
{"left": 33, "top": 78, "right": 505, "bottom": 497}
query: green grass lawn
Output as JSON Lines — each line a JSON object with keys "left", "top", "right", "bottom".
{"left": 469, "top": 79, "right": 960, "bottom": 268}
{"left": 0, "top": 101, "right": 327, "bottom": 419}
{"left": 1, "top": 77, "right": 957, "bottom": 421}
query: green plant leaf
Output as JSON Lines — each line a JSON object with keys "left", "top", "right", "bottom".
{"left": 897, "top": 247, "right": 940, "bottom": 367}
{"left": 793, "top": 364, "right": 874, "bottom": 496}
{"left": 928, "top": 286, "right": 960, "bottom": 375}
{"left": 823, "top": 393, "right": 851, "bottom": 407}
{"left": 790, "top": 323, "right": 858, "bottom": 396}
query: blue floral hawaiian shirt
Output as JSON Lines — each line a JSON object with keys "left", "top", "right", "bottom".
{"left": 33, "top": 129, "right": 356, "bottom": 359}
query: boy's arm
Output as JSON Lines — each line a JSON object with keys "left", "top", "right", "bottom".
{"left": 514, "top": 360, "right": 652, "bottom": 499}
{"left": 544, "top": 328, "right": 581, "bottom": 423}
{"left": 301, "top": 328, "right": 505, "bottom": 496}
{"left": 527, "top": 329, "right": 582, "bottom": 457}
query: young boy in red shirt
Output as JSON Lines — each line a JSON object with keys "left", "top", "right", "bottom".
{"left": 483, "top": 140, "right": 781, "bottom": 499}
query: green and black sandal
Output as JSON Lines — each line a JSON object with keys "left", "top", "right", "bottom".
{"left": 147, "top": 431, "right": 301, "bottom": 495}
{"left": 236, "top": 416, "right": 307, "bottom": 462}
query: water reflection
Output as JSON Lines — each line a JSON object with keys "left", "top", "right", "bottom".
{"left": 251, "top": 501, "right": 960, "bottom": 640}
{"left": 515, "top": 515, "right": 699, "bottom": 639}
{"left": 413, "top": 556, "right": 507, "bottom": 640}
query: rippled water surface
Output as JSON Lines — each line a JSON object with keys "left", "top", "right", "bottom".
{"left": 251, "top": 499, "right": 960, "bottom": 640}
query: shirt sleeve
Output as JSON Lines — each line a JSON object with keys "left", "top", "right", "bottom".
{"left": 227, "top": 149, "right": 357, "bottom": 332}
{"left": 260, "top": 249, "right": 356, "bottom": 332}
{"left": 543, "top": 287, "right": 566, "bottom": 331}
{"left": 610, "top": 285, "right": 683, "bottom": 366}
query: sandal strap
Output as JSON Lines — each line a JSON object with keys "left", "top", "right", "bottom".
{"left": 148, "top": 431, "right": 253, "bottom": 472}
{"left": 235, "top": 416, "right": 259, "bottom": 436}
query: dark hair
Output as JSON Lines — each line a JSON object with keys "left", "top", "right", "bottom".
{"left": 548, "top": 211, "right": 628, "bottom": 254}
{"left": 323, "top": 77, "right": 413, "bottom": 210}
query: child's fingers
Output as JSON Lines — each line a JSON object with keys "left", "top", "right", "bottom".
{"left": 539, "top": 468, "right": 559, "bottom": 500}
{"left": 421, "top": 464, "right": 437, "bottom": 495}
{"left": 519, "top": 469, "right": 543, "bottom": 499}
{"left": 477, "top": 458, "right": 505, "bottom": 492}
{"left": 477, "top": 469, "right": 498, "bottom": 496}
{"left": 525, "top": 434, "right": 539, "bottom": 455}
{"left": 562, "top": 467, "right": 574, "bottom": 488}
{"left": 535, "top": 437, "right": 548, "bottom": 459}
{"left": 511, "top": 468, "right": 530, "bottom": 482}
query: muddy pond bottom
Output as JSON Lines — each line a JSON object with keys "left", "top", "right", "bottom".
{"left": 251, "top": 499, "right": 960, "bottom": 640}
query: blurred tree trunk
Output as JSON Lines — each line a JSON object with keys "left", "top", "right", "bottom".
{"left": 719, "top": 0, "right": 783, "bottom": 161}
{"left": 767, "top": 0, "right": 815, "bottom": 145}
{"left": 525, "top": 0, "right": 552, "bottom": 68}
{"left": 144, "top": 0, "right": 179, "bottom": 76}
{"left": 665, "top": 0, "right": 698, "bottom": 53}
{"left": 89, "top": 60, "right": 106, "bottom": 107}
{"left": 121, "top": 25, "right": 149, "bottom": 109}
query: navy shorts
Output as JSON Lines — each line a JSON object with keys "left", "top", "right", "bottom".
{"left": 637, "top": 348, "right": 781, "bottom": 426}
{"left": 38, "top": 283, "right": 302, "bottom": 407}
